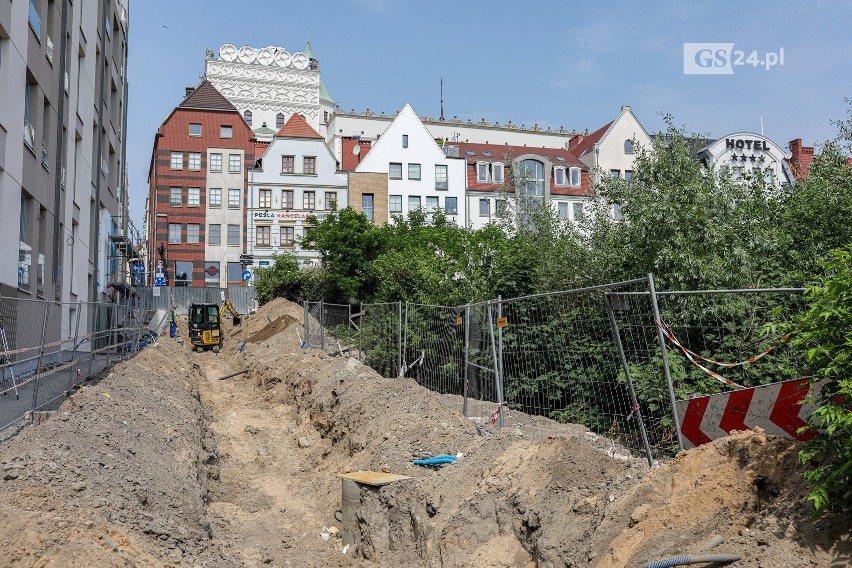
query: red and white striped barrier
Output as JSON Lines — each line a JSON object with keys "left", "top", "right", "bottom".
{"left": 676, "top": 378, "right": 824, "bottom": 449}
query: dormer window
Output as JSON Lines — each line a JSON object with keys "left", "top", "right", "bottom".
{"left": 624, "top": 140, "right": 634, "bottom": 154}
{"left": 492, "top": 162, "right": 504, "bottom": 183}
{"left": 554, "top": 167, "right": 566, "bottom": 186}
{"left": 569, "top": 167, "right": 581, "bottom": 187}
{"left": 476, "top": 162, "right": 489, "bottom": 183}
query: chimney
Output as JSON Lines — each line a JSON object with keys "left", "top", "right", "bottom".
{"left": 788, "top": 138, "right": 814, "bottom": 181}
{"left": 185, "top": 86, "right": 195, "bottom": 98}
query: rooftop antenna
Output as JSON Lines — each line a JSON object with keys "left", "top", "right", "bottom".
{"left": 440, "top": 78, "right": 445, "bottom": 121}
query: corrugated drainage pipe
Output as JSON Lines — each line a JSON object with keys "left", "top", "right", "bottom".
{"left": 644, "top": 554, "right": 741, "bottom": 568}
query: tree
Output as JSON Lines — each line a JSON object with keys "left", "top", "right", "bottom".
{"left": 252, "top": 253, "right": 305, "bottom": 304}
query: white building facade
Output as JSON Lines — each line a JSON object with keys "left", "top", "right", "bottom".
{"left": 248, "top": 115, "right": 347, "bottom": 267}
{"left": 204, "top": 42, "right": 335, "bottom": 141}
{"left": 352, "top": 104, "right": 466, "bottom": 226}
{"left": 697, "top": 132, "right": 795, "bottom": 186}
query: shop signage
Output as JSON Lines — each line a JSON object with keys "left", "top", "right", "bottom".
{"left": 251, "top": 210, "right": 329, "bottom": 221}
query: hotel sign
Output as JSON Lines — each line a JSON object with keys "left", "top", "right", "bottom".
{"left": 251, "top": 210, "right": 328, "bottom": 221}
{"left": 725, "top": 138, "right": 769, "bottom": 151}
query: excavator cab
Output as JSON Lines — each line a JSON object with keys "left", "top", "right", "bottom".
{"left": 188, "top": 303, "right": 222, "bottom": 353}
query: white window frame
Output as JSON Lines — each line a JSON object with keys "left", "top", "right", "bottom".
{"left": 187, "top": 223, "right": 200, "bottom": 244}
{"left": 188, "top": 152, "right": 201, "bottom": 171}
{"left": 228, "top": 153, "right": 241, "bottom": 173}
{"left": 492, "top": 162, "right": 504, "bottom": 183}
{"left": 479, "top": 198, "right": 490, "bottom": 218}
{"left": 168, "top": 223, "right": 181, "bottom": 244}
{"left": 227, "top": 224, "right": 240, "bottom": 246}
{"left": 228, "top": 188, "right": 240, "bottom": 209}
{"left": 476, "top": 162, "right": 489, "bottom": 183}
{"left": 169, "top": 187, "right": 182, "bottom": 207}
{"left": 187, "top": 187, "right": 200, "bottom": 207}
{"left": 558, "top": 202, "right": 569, "bottom": 219}
{"left": 209, "top": 188, "right": 222, "bottom": 208}
{"left": 435, "top": 164, "right": 448, "bottom": 190}
{"left": 389, "top": 194, "right": 402, "bottom": 214}
{"left": 426, "top": 196, "right": 439, "bottom": 213}
{"left": 170, "top": 152, "right": 182, "bottom": 170}
{"left": 209, "top": 153, "right": 222, "bottom": 172}
{"left": 259, "top": 189, "right": 272, "bottom": 209}
{"left": 572, "top": 202, "right": 585, "bottom": 221}
{"left": 189, "top": 123, "right": 202, "bottom": 137}
{"left": 208, "top": 224, "right": 221, "bottom": 245}
{"left": 554, "top": 167, "right": 566, "bottom": 186}
{"left": 569, "top": 167, "right": 581, "bottom": 187}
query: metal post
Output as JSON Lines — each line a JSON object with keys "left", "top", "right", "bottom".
{"left": 67, "top": 301, "right": 83, "bottom": 393}
{"left": 462, "top": 304, "right": 470, "bottom": 417}
{"left": 487, "top": 302, "right": 505, "bottom": 428}
{"left": 647, "top": 273, "right": 684, "bottom": 451}
{"left": 401, "top": 302, "right": 409, "bottom": 378}
{"left": 303, "top": 301, "right": 309, "bottom": 349}
{"left": 357, "top": 305, "right": 363, "bottom": 361}
{"left": 604, "top": 292, "right": 655, "bottom": 468}
{"left": 397, "top": 301, "right": 402, "bottom": 375}
{"left": 31, "top": 301, "right": 51, "bottom": 411}
{"left": 497, "top": 295, "right": 504, "bottom": 400}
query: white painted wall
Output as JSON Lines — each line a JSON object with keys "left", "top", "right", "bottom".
{"left": 205, "top": 148, "right": 246, "bottom": 287}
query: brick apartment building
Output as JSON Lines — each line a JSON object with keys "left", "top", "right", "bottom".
{"left": 147, "top": 81, "right": 255, "bottom": 287}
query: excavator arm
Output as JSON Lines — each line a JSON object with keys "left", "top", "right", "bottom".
{"left": 220, "top": 300, "right": 242, "bottom": 327}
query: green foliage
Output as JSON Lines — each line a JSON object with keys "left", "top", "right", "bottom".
{"left": 793, "top": 246, "right": 852, "bottom": 517}
{"left": 253, "top": 253, "right": 305, "bottom": 304}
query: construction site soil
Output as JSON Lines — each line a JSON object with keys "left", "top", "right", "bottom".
{"left": 0, "top": 297, "right": 849, "bottom": 567}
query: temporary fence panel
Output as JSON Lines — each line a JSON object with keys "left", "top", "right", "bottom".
{"left": 358, "top": 302, "right": 402, "bottom": 378}
{"left": 402, "top": 303, "right": 465, "bottom": 408}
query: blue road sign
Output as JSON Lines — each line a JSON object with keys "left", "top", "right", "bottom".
{"left": 242, "top": 270, "right": 252, "bottom": 281}
{"left": 154, "top": 276, "right": 166, "bottom": 286}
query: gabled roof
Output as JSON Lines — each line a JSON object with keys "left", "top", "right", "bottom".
{"left": 570, "top": 121, "right": 613, "bottom": 158}
{"left": 276, "top": 113, "right": 322, "bottom": 138}
{"left": 178, "top": 80, "right": 236, "bottom": 112}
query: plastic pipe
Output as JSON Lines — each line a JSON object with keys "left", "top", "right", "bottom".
{"left": 644, "top": 554, "right": 741, "bottom": 568}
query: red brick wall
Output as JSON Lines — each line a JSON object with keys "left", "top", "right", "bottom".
{"left": 148, "top": 108, "right": 255, "bottom": 286}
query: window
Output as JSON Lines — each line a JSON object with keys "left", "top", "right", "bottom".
{"left": 573, "top": 202, "right": 585, "bottom": 220}
{"left": 282, "top": 156, "right": 294, "bottom": 174}
{"left": 174, "top": 261, "right": 192, "bottom": 287}
{"left": 426, "top": 196, "right": 439, "bottom": 213}
{"left": 610, "top": 169, "right": 621, "bottom": 178}
{"left": 259, "top": 189, "right": 272, "bottom": 209}
{"left": 187, "top": 223, "right": 200, "bottom": 244}
{"left": 624, "top": 139, "right": 634, "bottom": 154}
{"left": 188, "top": 187, "right": 200, "bottom": 207}
{"left": 389, "top": 162, "right": 402, "bottom": 180}
{"left": 189, "top": 123, "right": 202, "bottom": 137}
{"left": 209, "top": 188, "right": 222, "bottom": 207}
{"left": 479, "top": 199, "right": 490, "bottom": 218}
{"left": 282, "top": 189, "right": 294, "bottom": 209}
{"left": 18, "top": 197, "right": 31, "bottom": 288}
{"left": 558, "top": 202, "right": 569, "bottom": 219}
{"left": 188, "top": 152, "right": 201, "bottom": 171}
{"left": 303, "top": 191, "right": 315, "bottom": 210}
{"left": 168, "top": 223, "right": 181, "bottom": 244}
{"left": 435, "top": 165, "right": 448, "bottom": 190}
{"left": 554, "top": 167, "right": 565, "bottom": 186}
{"left": 280, "top": 226, "right": 295, "bottom": 246}
{"left": 569, "top": 167, "right": 581, "bottom": 187}
{"left": 408, "top": 163, "right": 421, "bottom": 180}
{"left": 256, "top": 225, "right": 271, "bottom": 247}
{"left": 227, "top": 224, "right": 240, "bottom": 246}
{"left": 228, "top": 188, "right": 240, "bottom": 208}
{"left": 23, "top": 82, "right": 34, "bottom": 148}
{"left": 624, "top": 170, "right": 634, "bottom": 182}
{"left": 389, "top": 195, "right": 402, "bottom": 214}
{"left": 170, "top": 187, "right": 182, "bottom": 207}
{"left": 520, "top": 160, "right": 545, "bottom": 198}
{"left": 227, "top": 262, "right": 243, "bottom": 285}
{"left": 170, "top": 152, "right": 183, "bottom": 170}
{"left": 402, "top": 134, "right": 409, "bottom": 148}
{"left": 496, "top": 199, "right": 509, "bottom": 217}
{"left": 445, "top": 197, "right": 458, "bottom": 215}
{"left": 493, "top": 162, "right": 504, "bottom": 183}
{"left": 243, "top": 110, "right": 252, "bottom": 126}
{"left": 220, "top": 125, "right": 232, "bottom": 138}
{"left": 208, "top": 224, "right": 221, "bottom": 245}
{"left": 303, "top": 156, "right": 316, "bottom": 175}
{"left": 325, "top": 191, "right": 337, "bottom": 210}
{"left": 362, "top": 194, "right": 374, "bottom": 221}
{"left": 408, "top": 195, "right": 421, "bottom": 212}
{"left": 612, "top": 203, "right": 623, "bottom": 220}
{"left": 229, "top": 154, "right": 241, "bottom": 173}
{"left": 210, "top": 153, "right": 222, "bottom": 172}
{"left": 276, "top": 113, "right": 285, "bottom": 129}
{"left": 29, "top": 0, "right": 41, "bottom": 38}
{"left": 477, "top": 162, "right": 488, "bottom": 183}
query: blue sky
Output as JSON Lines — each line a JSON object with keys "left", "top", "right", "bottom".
{"left": 127, "top": 0, "right": 852, "bottom": 228}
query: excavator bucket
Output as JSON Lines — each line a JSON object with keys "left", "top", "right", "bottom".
{"left": 232, "top": 315, "right": 241, "bottom": 327}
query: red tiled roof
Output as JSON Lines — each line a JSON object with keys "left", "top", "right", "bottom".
{"left": 569, "top": 121, "right": 613, "bottom": 158}
{"left": 277, "top": 113, "right": 322, "bottom": 138}
{"left": 178, "top": 80, "right": 236, "bottom": 112}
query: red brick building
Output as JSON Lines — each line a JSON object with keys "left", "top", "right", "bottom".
{"left": 147, "top": 81, "right": 256, "bottom": 287}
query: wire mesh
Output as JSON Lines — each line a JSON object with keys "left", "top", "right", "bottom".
{"left": 358, "top": 302, "right": 402, "bottom": 378}
{"left": 402, "top": 304, "right": 465, "bottom": 409}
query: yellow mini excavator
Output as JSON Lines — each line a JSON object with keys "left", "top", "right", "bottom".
{"left": 188, "top": 299, "right": 242, "bottom": 353}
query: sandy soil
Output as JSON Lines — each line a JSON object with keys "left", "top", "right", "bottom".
{"left": 0, "top": 297, "right": 848, "bottom": 567}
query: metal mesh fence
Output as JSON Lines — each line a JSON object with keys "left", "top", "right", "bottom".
{"left": 1, "top": 296, "right": 158, "bottom": 438}
{"left": 304, "top": 277, "right": 809, "bottom": 465}
{"left": 358, "top": 302, "right": 402, "bottom": 378}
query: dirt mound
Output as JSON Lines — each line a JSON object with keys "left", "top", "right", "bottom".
{"left": 0, "top": 295, "right": 848, "bottom": 567}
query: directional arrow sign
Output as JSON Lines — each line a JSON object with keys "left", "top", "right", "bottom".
{"left": 676, "top": 378, "right": 824, "bottom": 449}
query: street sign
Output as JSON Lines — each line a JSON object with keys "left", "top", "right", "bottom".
{"left": 154, "top": 276, "right": 166, "bottom": 286}
{"left": 241, "top": 270, "right": 252, "bottom": 281}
